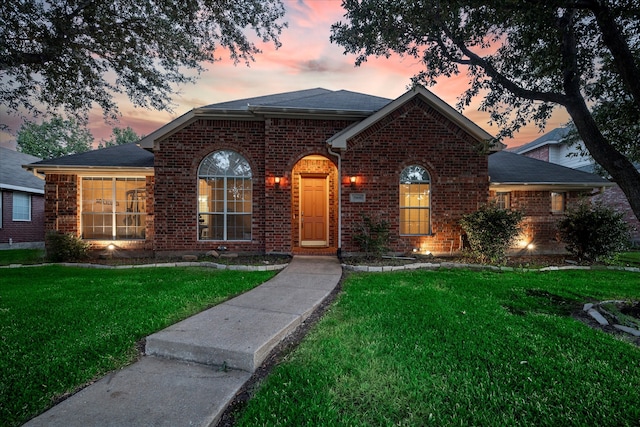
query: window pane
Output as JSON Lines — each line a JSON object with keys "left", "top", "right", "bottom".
{"left": 81, "top": 177, "right": 145, "bottom": 240}
{"left": 399, "top": 165, "right": 431, "bottom": 235}
{"left": 551, "top": 192, "right": 565, "bottom": 212}
{"left": 198, "top": 151, "right": 252, "bottom": 240}
{"left": 12, "top": 193, "right": 31, "bottom": 221}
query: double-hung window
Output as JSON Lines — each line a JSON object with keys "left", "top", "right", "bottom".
{"left": 198, "top": 150, "right": 252, "bottom": 240}
{"left": 81, "top": 177, "right": 146, "bottom": 239}
{"left": 400, "top": 165, "right": 431, "bottom": 235}
{"left": 12, "top": 192, "right": 31, "bottom": 221}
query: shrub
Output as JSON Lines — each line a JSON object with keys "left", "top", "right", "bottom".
{"left": 460, "top": 204, "right": 524, "bottom": 263}
{"left": 557, "top": 201, "right": 630, "bottom": 261}
{"left": 353, "top": 213, "right": 390, "bottom": 257}
{"left": 46, "top": 232, "right": 90, "bottom": 262}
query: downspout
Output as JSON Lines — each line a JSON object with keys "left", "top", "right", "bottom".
{"left": 327, "top": 145, "right": 342, "bottom": 256}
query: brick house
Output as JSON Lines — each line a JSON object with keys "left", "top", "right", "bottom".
{"left": 513, "top": 128, "right": 640, "bottom": 245}
{"left": 1, "top": 147, "right": 45, "bottom": 249}
{"left": 26, "top": 87, "right": 612, "bottom": 257}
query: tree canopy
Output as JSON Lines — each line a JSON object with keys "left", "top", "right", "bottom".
{"left": 331, "top": 0, "right": 640, "bottom": 221}
{"left": 98, "top": 126, "right": 142, "bottom": 148}
{"left": 1, "top": 0, "right": 285, "bottom": 120}
{"left": 17, "top": 117, "right": 93, "bottom": 159}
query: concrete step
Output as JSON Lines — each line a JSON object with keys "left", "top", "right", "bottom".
{"left": 24, "top": 357, "right": 251, "bottom": 427}
{"left": 146, "top": 279, "right": 335, "bottom": 372}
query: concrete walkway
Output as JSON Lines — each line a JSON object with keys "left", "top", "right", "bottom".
{"left": 25, "top": 256, "right": 342, "bottom": 427}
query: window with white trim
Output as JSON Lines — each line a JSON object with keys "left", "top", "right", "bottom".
{"left": 198, "top": 150, "right": 252, "bottom": 240}
{"left": 495, "top": 192, "right": 511, "bottom": 210}
{"left": 400, "top": 165, "right": 431, "bottom": 235}
{"left": 12, "top": 192, "right": 31, "bottom": 221}
{"left": 551, "top": 192, "right": 565, "bottom": 213}
{"left": 81, "top": 177, "right": 146, "bottom": 239}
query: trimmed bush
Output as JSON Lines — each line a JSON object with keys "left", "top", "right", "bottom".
{"left": 353, "top": 213, "right": 390, "bottom": 257}
{"left": 460, "top": 204, "right": 524, "bottom": 263}
{"left": 46, "top": 232, "right": 90, "bottom": 262}
{"left": 557, "top": 202, "right": 630, "bottom": 261}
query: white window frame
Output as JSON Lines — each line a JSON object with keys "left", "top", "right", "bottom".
{"left": 80, "top": 177, "right": 147, "bottom": 240}
{"left": 399, "top": 165, "right": 431, "bottom": 236}
{"left": 197, "top": 150, "right": 253, "bottom": 241}
{"left": 495, "top": 192, "right": 511, "bottom": 210}
{"left": 12, "top": 192, "right": 31, "bottom": 221}
{"left": 551, "top": 192, "right": 566, "bottom": 213}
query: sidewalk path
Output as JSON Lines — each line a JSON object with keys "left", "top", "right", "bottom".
{"left": 25, "top": 256, "right": 342, "bottom": 427}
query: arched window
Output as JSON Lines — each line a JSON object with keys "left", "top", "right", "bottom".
{"left": 197, "top": 150, "right": 252, "bottom": 240}
{"left": 399, "top": 165, "right": 431, "bottom": 235}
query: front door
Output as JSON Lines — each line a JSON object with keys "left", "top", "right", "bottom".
{"left": 300, "top": 175, "right": 327, "bottom": 246}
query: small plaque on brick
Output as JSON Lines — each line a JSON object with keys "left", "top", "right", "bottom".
{"left": 350, "top": 193, "right": 366, "bottom": 203}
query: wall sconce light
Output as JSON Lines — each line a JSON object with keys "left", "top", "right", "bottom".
{"left": 349, "top": 176, "right": 357, "bottom": 186}
{"left": 274, "top": 176, "right": 281, "bottom": 188}
{"left": 107, "top": 243, "right": 116, "bottom": 251}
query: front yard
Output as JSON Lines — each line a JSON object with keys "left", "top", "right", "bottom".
{"left": 0, "top": 265, "right": 276, "bottom": 426}
{"left": 233, "top": 268, "right": 640, "bottom": 426}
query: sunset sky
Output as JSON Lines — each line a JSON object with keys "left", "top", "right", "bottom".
{"left": 0, "top": 0, "right": 569, "bottom": 151}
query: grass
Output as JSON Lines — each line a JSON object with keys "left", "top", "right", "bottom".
{"left": 0, "top": 265, "right": 276, "bottom": 426}
{"left": 0, "top": 248, "right": 45, "bottom": 265}
{"left": 235, "top": 269, "right": 640, "bottom": 426}
{"left": 609, "top": 250, "right": 640, "bottom": 267}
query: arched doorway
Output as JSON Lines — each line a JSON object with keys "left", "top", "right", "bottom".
{"left": 291, "top": 155, "right": 338, "bottom": 254}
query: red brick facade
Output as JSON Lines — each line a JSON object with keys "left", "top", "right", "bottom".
{"left": 0, "top": 190, "right": 45, "bottom": 244}
{"left": 41, "top": 89, "right": 618, "bottom": 256}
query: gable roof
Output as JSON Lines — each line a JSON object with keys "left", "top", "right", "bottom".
{"left": 326, "top": 86, "right": 496, "bottom": 149}
{"left": 26, "top": 143, "right": 154, "bottom": 174}
{"left": 511, "top": 127, "right": 570, "bottom": 154}
{"left": 0, "top": 147, "right": 44, "bottom": 194}
{"left": 139, "top": 88, "right": 392, "bottom": 149}
{"left": 488, "top": 151, "right": 612, "bottom": 191}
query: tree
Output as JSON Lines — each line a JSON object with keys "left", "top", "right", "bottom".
{"left": 331, "top": 0, "right": 640, "bottom": 221}
{"left": 98, "top": 126, "right": 142, "bottom": 148}
{"left": 17, "top": 117, "right": 93, "bottom": 159}
{"left": 1, "top": 0, "right": 285, "bottom": 120}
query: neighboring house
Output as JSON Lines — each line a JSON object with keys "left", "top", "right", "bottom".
{"left": 0, "top": 147, "right": 45, "bottom": 248}
{"left": 26, "top": 87, "right": 612, "bottom": 257}
{"left": 513, "top": 128, "right": 640, "bottom": 245}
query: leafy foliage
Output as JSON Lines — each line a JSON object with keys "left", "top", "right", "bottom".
{"left": 1, "top": 0, "right": 286, "bottom": 120}
{"left": 45, "top": 232, "right": 90, "bottom": 262}
{"left": 16, "top": 117, "right": 93, "bottom": 159}
{"left": 352, "top": 213, "right": 390, "bottom": 257}
{"left": 459, "top": 204, "right": 523, "bottom": 263}
{"left": 331, "top": 0, "right": 640, "bottom": 221}
{"left": 557, "top": 202, "right": 630, "bottom": 261}
{"left": 98, "top": 126, "right": 141, "bottom": 148}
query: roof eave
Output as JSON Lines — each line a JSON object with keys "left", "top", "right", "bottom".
{"left": 25, "top": 165, "right": 154, "bottom": 175}
{"left": 490, "top": 181, "right": 614, "bottom": 191}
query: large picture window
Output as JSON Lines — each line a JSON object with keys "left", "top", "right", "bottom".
{"left": 198, "top": 150, "right": 252, "bottom": 240}
{"left": 81, "top": 178, "right": 146, "bottom": 240}
{"left": 400, "top": 165, "right": 431, "bottom": 235}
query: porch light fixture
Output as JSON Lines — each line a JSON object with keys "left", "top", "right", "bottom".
{"left": 274, "top": 176, "right": 281, "bottom": 188}
{"left": 349, "top": 175, "right": 357, "bottom": 186}
{"left": 107, "top": 243, "right": 116, "bottom": 251}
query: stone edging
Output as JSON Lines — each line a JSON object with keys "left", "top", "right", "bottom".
{"left": 0, "top": 261, "right": 289, "bottom": 272}
{"left": 342, "top": 262, "right": 640, "bottom": 273}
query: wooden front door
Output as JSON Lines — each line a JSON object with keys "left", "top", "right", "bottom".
{"left": 300, "top": 175, "right": 328, "bottom": 246}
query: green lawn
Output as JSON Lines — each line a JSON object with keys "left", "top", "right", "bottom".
{"left": 0, "top": 248, "right": 45, "bottom": 265}
{"left": 236, "top": 269, "right": 640, "bottom": 426}
{"left": 0, "top": 265, "right": 276, "bottom": 426}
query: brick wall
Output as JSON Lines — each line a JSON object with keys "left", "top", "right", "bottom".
{"left": 0, "top": 191, "right": 45, "bottom": 244}
{"left": 341, "top": 98, "right": 489, "bottom": 255}
{"left": 522, "top": 145, "right": 550, "bottom": 162}
{"left": 593, "top": 185, "right": 640, "bottom": 244}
